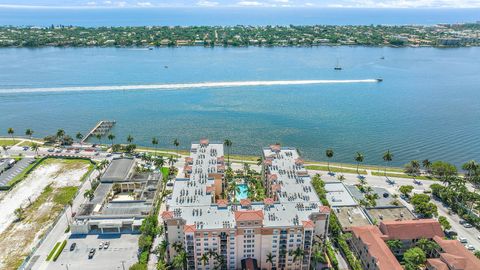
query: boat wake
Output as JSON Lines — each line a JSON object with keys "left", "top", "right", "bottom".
{"left": 0, "top": 79, "right": 379, "bottom": 94}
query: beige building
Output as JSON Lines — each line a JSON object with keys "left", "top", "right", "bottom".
{"left": 162, "top": 140, "right": 330, "bottom": 270}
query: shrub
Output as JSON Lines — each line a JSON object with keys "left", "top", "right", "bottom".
{"left": 129, "top": 263, "right": 147, "bottom": 270}
{"left": 139, "top": 251, "right": 149, "bottom": 264}
{"left": 53, "top": 240, "right": 67, "bottom": 261}
{"left": 46, "top": 242, "right": 60, "bottom": 261}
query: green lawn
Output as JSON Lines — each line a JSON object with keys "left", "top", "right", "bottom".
{"left": 0, "top": 139, "right": 17, "bottom": 146}
{"left": 371, "top": 171, "right": 436, "bottom": 181}
{"left": 306, "top": 165, "right": 368, "bottom": 175}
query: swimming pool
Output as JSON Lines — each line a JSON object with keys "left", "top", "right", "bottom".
{"left": 236, "top": 184, "right": 248, "bottom": 201}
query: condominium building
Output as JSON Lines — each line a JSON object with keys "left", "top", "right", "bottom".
{"left": 350, "top": 219, "right": 480, "bottom": 270}
{"left": 162, "top": 140, "right": 330, "bottom": 270}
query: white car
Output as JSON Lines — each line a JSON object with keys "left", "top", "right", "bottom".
{"left": 477, "top": 235, "right": 480, "bottom": 240}
{"left": 466, "top": 244, "right": 475, "bottom": 251}
{"left": 459, "top": 237, "right": 468, "bottom": 243}
{"left": 99, "top": 242, "right": 104, "bottom": 249}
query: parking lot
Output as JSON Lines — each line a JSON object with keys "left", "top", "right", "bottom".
{"left": 48, "top": 234, "right": 140, "bottom": 270}
{"left": 0, "top": 158, "right": 35, "bottom": 187}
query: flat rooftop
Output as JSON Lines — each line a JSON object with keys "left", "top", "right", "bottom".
{"left": 347, "top": 185, "right": 398, "bottom": 208}
{"left": 101, "top": 158, "right": 135, "bottom": 182}
{"left": 366, "top": 207, "right": 416, "bottom": 223}
{"left": 324, "top": 181, "right": 357, "bottom": 207}
{"left": 333, "top": 206, "right": 371, "bottom": 230}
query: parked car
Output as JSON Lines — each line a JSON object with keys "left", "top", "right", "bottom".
{"left": 459, "top": 237, "right": 468, "bottom": 243}
{"left": 47, "top": 148, "right": 55, "bottom": 152}
{"left": 466, "top": 244, "right": 475, "bottom": 251}
{"left": 99, "top": 242, "right": 104, "bottom": 249}
{"left": 88, "top": 248, "right": 96, "bottom": 259}
{"left": 459, "top": 220, "right": 467, "bottom": 225}
{"left": 23, "top": 146, "right": 29, "bottom": 151}
{"left": 464, "top": 223, "right": 473, "bottom": 228}
{"left": 104, "top": 241, "right": 110, "bottom": 249}
{"left": 70, "top": 242, "right": 76, "bottom": 251}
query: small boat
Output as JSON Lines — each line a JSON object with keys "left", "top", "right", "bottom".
{"left": 380, "top": 56, "right": 385, "bottom": 60}
{"left": 334, "top": 59, "right": 342, "bottom": 70}
{"left": 148, "top": 47, "right": 153, "bottom": 50}
{"left": 164, "top": 65, "right": 168, "bottom": 69}
{"left": 376, "top": 78, "right": 383, "bottom": 82}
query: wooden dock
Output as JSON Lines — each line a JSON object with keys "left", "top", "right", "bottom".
{"left": 82, "top": 120, "right": 116, "bottom": 143}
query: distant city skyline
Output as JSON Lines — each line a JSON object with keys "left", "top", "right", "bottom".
{"left": 1, "top": 0, "right": 480, "bottom": 9}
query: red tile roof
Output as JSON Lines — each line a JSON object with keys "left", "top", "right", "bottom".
{"left": 351, "top": 226, "right": 403, "bottom": 270}
{"left": 184, "top": 157, "right": 193, "bottom": 163}
{"left": 234, "top": 210, "right": 264, "bottom": 222}
{"left": 319, "top": 205, "right": 331, "bottom": 214}
{"left": 379, "top": 219, "right": 444, "bottom": 240}
{"left": 217, "top": 199, "right": 228, "bottom": 207}
{"left": 426, "top": 258, "right": 449, "bottom": 270}
{"left": 217, "top": 156, "right": 224, "bottom": 162}
{"left": 432, "top": 236, "right": 480, "bottom": 270}
{"left": 268, "top": 174, "right": 278, "bottom": 181}
{"left": 161, "top": 211, "right": 173, "bottom": 220}
{"left": 294, "top": 159, "right": 304, "bottom": 165}
{"left": 263, "top": 198, "right": 274, "bottom": 205}
{"left": 240, "top": 199, "right": 252, "bottom": 207}
{"left": 269, "top": 144, "right": 281, "bottom": 152}
{"left": 302, "top": 220, "right": 315, "bottom": 229}
{"left": 184, "top": 224, "right": 196, "bottom": 233}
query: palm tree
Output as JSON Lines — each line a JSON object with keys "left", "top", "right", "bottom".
{"left": 56, "top": 129, "right": 65, "bottom": 141}
{"left": 76, "top": 132, "right": 84, "bottom": 145}
{"left": 383, "top": 150, "right": 393, "bottom": 176}
{"left": 325, "top": 149, "right": 334, "bottom": 172}
{"left": 172, "top": 241, "right": 184, "bottom": 253}
{"left": 168, "top": 155, "right": 176, "bottom": 166}
{"left": 95, "top": 133, "right": 102, "bottom": 145}
{"left": 223, "top": 139, "right": 232, "bottom": 165}
{"left": 107, "top": 133, "right": 115, "bottom": 147}
{"left": 31, "top": 142, "right": 39, "bottom": 155}
{"left": 154, "top": 156, "right": 165, "bottom": 169}
{"left": 462, "top": 160, "right": 478, "bottom": 180}
{"left": 228, "top": 181, "right": 240, "bottom": 199}
{"left": 172, "top": 250, "right": 187, "bottom": 270}
{"left": 25, "top": 129, "right": 34, "bottom": 140}
{"left": 2, "top": 145, "right": 8, "bottom": 155}
{"left": 156, "top": 240, "right": 168, "bottom": 261}
{"left": 416, "top": 238, "right": 439, "bottom": 257}
{"left": 83, "top": 189, "right": 94, "bottom": 201}
{"left": 266, "top": 252, "right": 274, "bottom": 269}
{"left": 127, "top": 134, "right": 134, "bottom": 144}
{"left": 7, "top": 128, "right": 15, "bottom": 143}
{"left": 214, "top": 254, "right": 226, "bottom": 270}
{"left": 289, "top": 247, "right": 304, "bottom": 269}
{"left": 152, "top": 137, "right": 159, "bottom": 156}
{"left": 354, "top": 152, "right": 364, "bottom": 174}
{"left": 199, "top": 253, "right": 209, "bottom": 268}
{"left": 173, "top": 138, "right": 180, "bottom": 156}
{"left": 422, "top": 159, "right": 431, "bottom": 175}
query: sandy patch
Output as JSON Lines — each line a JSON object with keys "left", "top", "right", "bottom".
{"left": 0, "top": 160, "right": 89, "bottom": 234}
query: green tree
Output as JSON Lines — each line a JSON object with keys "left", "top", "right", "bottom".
{"left": 223, "top": 139, "right": 232, "bottom": 165}
{"left": 172, "top": 250, "right": 187, "bottom": 270}
{"left": 127, "top": 134, "right": 134, "bottom": 143}
{"left": 382, "top": 150, "right": 393, "bottom": 176}
{"left": 431, "top": 161, "right": 457, "bottom": 185}
{"left": 354, "top": 152, "right": 364, "bottom": 174}
{"left": 415, "top": 238, "right": 439, "bottom": 257}
{"left": 95, "top": 133, "right": 102, "bottom": 145}
{"left": 438, "top": 216, "right": 451, "bottom": 231}
{"left": 173, "top": 138, "right": 180, "bottom": 155}
{"left": 25, "top": 128, "right": 34, "bottom": 140}
{"left": 14, "top": 207, "right": 25, "bottom": 221}
{"left": 403, "top": 247, "right": 426, "bottom": 270}
{"left": 405, "top": 160, "right": 421, "bottom": 176}
{"left": 199, "top": 253, "right": 209, "bottom": 268}
{"left": 325, "top": 149, "right": 334, "bottom": 172}
{"left": 462, "top": 160, "right": 478, "bottom": 180}
{"left": 152, "top": 137, "right": 159, "bottom": 155}
{"left": 474, "top": 250, "right": 480, "bottom": 259}
{"left": 7, "top": 127, "right": 15, "bottom": 143}
{"left": 422, "top": 159, "right": 432, "bottom": 174}
{"left": 411, "top": 193, "right": 437, "bottom": 218}
{"left": 107, "top": 133, "right": 115, "bottom": 147}
{"left": 83, "top": 189, "right": 94, "bottom": 201}
{"left": 399, "top": 185, "right": 414, "bottom": 198}
{"left": 386, "top": 239, "right": 403, "bottom": 251}
{"left": 129, "top": 263, "right": 147, "bottom": 270}
{"left": 266, "top": 252, "right": 274, "bottom": 268}
{"left": 31, "top": 142, "right": 39, "bottom": 155}
{"left": 76, "top": 132, "right": 84, "bottom": 144}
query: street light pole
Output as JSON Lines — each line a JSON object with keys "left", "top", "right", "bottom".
{"left": 121, "top": 260, "right": 126, "bottom": 270}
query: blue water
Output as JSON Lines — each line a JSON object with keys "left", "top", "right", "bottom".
{"left": 0, "top": 46, "right": 479, "bottom": 167}
{"left": 0, "top": 8, "right": 479, "bottom": 26}
{"left": 236, "top": 184, "right": 248, "bottom": 201}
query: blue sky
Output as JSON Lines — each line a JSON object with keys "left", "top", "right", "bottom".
{"left": 0, "top": 0, "right": 479, "bottom": 8}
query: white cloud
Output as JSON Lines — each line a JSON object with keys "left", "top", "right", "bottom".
{"left": 328, "top": 0, "right": 480, "bottom": 8}
{"left": 197, "top": 0, "right": 219, "bottom": 6}
{"left": 86, "top": 1, "right": 97, "bottom": 5}
{"left": 236, "top": 1, "right": 264, "bottom": 6}
{"left": 136, "top": 1, "right": 152, "bottom": 7}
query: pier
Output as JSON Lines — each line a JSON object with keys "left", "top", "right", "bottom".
{"left": 82, "top": 120, "right": 116, "bottom": 143}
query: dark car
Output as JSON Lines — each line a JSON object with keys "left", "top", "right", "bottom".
{"left": 88, "top": 248, "right": 96, "bottom": 259}
{"left": 69, "top": 242, "right": 76, "bottom": 251}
